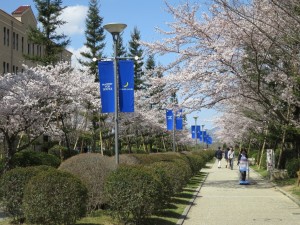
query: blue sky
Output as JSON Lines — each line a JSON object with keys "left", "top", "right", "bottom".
{"left": 1, "top": 0, "right": 219, "bottom": 131}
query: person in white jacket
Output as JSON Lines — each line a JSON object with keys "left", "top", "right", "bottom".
{"left": 227, "top": 147, "right": 235, "bottom": 170}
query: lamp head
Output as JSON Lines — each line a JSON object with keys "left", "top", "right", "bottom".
{"left": 104, "top": 23, "right": 127, "bottom": 35}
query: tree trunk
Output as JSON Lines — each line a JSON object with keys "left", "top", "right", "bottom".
{"left": 277, "top": 104, "right": 291, "bottom": 169}
{"left": 259, "top": 127, "right": 268, "bottom": 169}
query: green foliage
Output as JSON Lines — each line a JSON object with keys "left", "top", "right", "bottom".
{"left": 146, "top": 162, "right": 175, "bottom": 204}
{"left": 285, "top": 158, "right": 300, "bottom": 178}
{"left": 182, "top": 153, "right": 205, "bottom": 175}
{"left": 128, "top": 27, "right": 144, "bottom": 90}
{"left": 79, "top": 0, "right": 105, "bottom": 81}
{"left": 59, "top": 153, "right": 116, "bottom": 212}
{"left": 11, "top": 150, "right": 61, "bottom": 168}
{"left": 29, "top": 0, "right": 70, "bottom": 64}
{"left": 0, "top": 166, "right": 54, "bottom": 223}
{"left": 48, "top": 144, "right": 78, "bottom": 160}
{"left": 131, "top": 152, "right": 182, "bottom": 164}
{"left": 23, "top": 169, "right": 88, "bottom": 225}
{"left": 104, "top": 165, "right": 162, "bottom": 224}
{"left": 0, "top": 158, "right": 4, "bottom": 175}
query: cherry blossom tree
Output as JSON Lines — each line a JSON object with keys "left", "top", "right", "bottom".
{"left": 0, "top": 63, "right": 98, "bottom": 172}
{"left": 142, "top": 0, "right": 300, "bottom": 166}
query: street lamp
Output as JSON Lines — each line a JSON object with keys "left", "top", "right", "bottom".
{"left": 193, "top": 116, "right": 198, "bottom": 147}
{"left": 103, "top": 22, "right": 127, "bottom": 164}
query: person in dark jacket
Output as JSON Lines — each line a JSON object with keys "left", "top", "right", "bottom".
{"left": 215, "top": 147, "right": 223, "bottom": 168}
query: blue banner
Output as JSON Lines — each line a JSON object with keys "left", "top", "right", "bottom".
{"left": 98, "top": 61, "right": 115, "bottom": 113}
{"left": 201, "top": 130, "right": 207, "bottom": 142}
{"left": 206, "top": 136, "right": 213, "bottom": 144}
{"left": 191, "top": 125, "right": 200, "bottom": 139}
{"left": 175, "top": 109, "right": 183, "bottom": 130}
{"left": 119, "top": 60, "right": 134, "bottom": 112}
{"left": 166, "top": 110, "right": 173, "bottom": 130}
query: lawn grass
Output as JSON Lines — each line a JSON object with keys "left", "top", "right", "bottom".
{"left": 0, "top": 171, "right": 207, "bottom": 225}
{"left": 250, "top": 165, "right": 269, "bottom": 178}
{"left": 251, "top": 165, "right": 300, "bottom": 202}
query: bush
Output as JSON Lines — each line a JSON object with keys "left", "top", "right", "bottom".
{"left": 59, "top": 153, "right": 116, "bottom": 212}
{"left": 131, "top": 152, "right": 183, "bottom": 164}
{"left": 23, "top": 169, "right": 88, "bottom": 225}
{"left": 11, "top": 150, "right": 61, "bottom": 168}
{"left": 0, "top": 166, "right": 54, "bottom": 223}
{"left": 119, "top": 154, "right": 141, "bottom": 165}
{"left": 285, "top": 158, "right": 300, "bottom": 178}
{"left": 104, "top": 165, "right": 162, "bottom": 224}
{"left": 48, "top": 145, "right": 78, "bottom": 160}
{"left": 182, "top": 153, "right": 205, "bottom": 175}
{"left": 146, "top": 162, "right": 175, "bottom": 206}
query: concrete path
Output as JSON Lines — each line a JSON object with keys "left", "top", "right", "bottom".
{"left": 180, "top": 160, "right": 300, "bottom": 225}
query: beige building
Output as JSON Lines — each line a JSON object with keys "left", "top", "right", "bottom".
{"left": 0, "top": 5, "right": 72, "bottom": 75}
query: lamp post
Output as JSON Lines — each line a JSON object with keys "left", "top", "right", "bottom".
{"left": 193, "top": 116, "right": 198, "bottom": 147}
{"left": 103, "top": 23, "right": 127, "bottom": 165}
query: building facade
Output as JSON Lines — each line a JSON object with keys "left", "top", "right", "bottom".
{"left": 0, "top": 5, "right": 72, "bottom": 75}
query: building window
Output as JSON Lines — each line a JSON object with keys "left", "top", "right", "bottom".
{"left": 13, "top": 32, "right": 15, "bottom": 49}
{"left": 6, "top": 63, "right": 9, "bottom": 73}
{"left": 16, "top": 34, "right": 19, "bottom": 51}
{"left": 22, "top": 37, "right": 24, "bottom": 53}
{"left": 6, "top": 29, "right": 9, "bottom": 46}
{"left": 27, "top": 43, "right": 30, "bottom": 54}
{"left": 16, "top": 66, "right": 18, "bottom": 74}
{"left": 12, "top": 65, "right": 15, "bottom": 73}
{"left": 3, "top": 62, "right": 5, "bottom": 74}
{"left": 3, "top": 27, "right": 6, "bottom": 45}
{"left": 32, "top": 43, "right": 35, "bottom": 55}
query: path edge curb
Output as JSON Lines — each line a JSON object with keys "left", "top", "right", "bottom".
{"left": 176, "top": 169, "right": 209, "bottom": 225}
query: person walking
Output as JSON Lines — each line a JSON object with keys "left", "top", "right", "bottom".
{"left": 215, "top": 147, "right": 223, "bottom": 168}
{"left": 228, "top": 147, "right": 235, "bottom": 170}
{"left": 237, "top": 149, "right": 249, "bottom": 183}
{"left": 224, "top": 147, "right": 229, "bottom": 168}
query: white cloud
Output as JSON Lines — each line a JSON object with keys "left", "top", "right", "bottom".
{"left": 67, "top": 45, "right": 89, "bottom": 70}
{"left": 58, "top": 5, "right": 88, "bottom": 36}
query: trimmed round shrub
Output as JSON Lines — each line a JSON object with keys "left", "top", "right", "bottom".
{"left": 0, "top": 166, "right": 54, "bottom": 223}
{"left": 104, "top": 165, "right": 162, "bottom": 224}
{"left": 119, "top": 154, "right": 141, "bottom": 165}
{"left": 23, "top": 169, "right": 88, "bottom": 225}
{"left": 59, "top": 153, "right": 116, "bottom": 212}
{"left": 285, "top": 158, "right": 300, "bottom": 178}
{"left": 11, "top": 150, "right": 61, "bottom": 168}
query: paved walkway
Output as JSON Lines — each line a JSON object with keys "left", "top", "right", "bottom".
{"left": 180, "top": 160, "right": 300, "bottom": 225}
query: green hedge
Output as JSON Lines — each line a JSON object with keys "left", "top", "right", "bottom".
{"left": 104, "top": 165, "right": 162, "bottom": 224}
{"left": 145, "top": 162, "right": 173, "bottom": 209}
{"left": 0, "top": 166, "right": 54, "bottom": 223}
{"left": 11, "top": 150, "right": 61, "bottom": 168}
{"left": 23, "top": 169, "right": 88, "bottom": 225}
